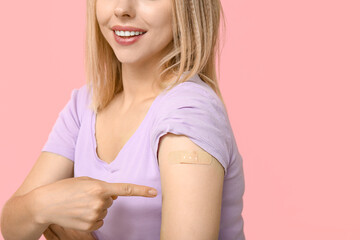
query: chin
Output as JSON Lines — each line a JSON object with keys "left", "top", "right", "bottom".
{"left": 115, "top": 54, "right": 152, "bottom": 66}
{"left": 117, "top": 58, "right": 144, "bottom": 65}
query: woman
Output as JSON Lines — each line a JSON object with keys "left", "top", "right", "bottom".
{"left": 1, "top": 0, "right": 245, "bottom": 239}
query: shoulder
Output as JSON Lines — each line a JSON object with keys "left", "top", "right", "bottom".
{"left": 66, "top": 84, "right": 89, "bottom": 104}
{"left": 65, "top": 84, "right": 92, "bottom": 124}
{"left": 77, "top": 84, "right": 92, "bottom": 104}
{"left": 151, "top": 74, "right": 233, "bottom": 173}
{"left": 157, "top": 73, "right": 227, "bottom": 119}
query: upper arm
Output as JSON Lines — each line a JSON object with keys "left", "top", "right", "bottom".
{"left": 158, "top": 133, "right": 225, "bottom": 240}
{"left": 9, "top": 151, "right": 74, "bottom": 200}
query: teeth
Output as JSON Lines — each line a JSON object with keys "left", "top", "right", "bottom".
{"left": 114, "top": 30, "right": 145, "bottom": 37}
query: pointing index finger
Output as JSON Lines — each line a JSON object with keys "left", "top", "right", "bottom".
{"left": 104, "top": 182, "right": 158, "bottom": 198}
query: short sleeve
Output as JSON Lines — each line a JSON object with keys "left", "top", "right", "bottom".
{"left": 150, "top": 84, "right": 232, "bottom": 175}
{"left": 41, "top": 88, "right": 81, "bottom": 162}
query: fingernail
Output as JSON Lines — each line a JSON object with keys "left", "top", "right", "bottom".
{"left": 148, "top": 189, "right": 157, "bottom": 195}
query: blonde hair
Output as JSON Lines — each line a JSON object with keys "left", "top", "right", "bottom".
{"left": 85, "top": 0, "right": 227, "bottom": 114}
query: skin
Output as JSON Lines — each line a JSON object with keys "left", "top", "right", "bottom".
{"left": 44, "top": 0, "right": 175, "bottom": 239}
{"left": 43, "top": 224, "right": 97, "bottom": 240}
{"left": 39, "top": 176, "right": 157, "bottom": 239}
{"left": 158, "top": 134, "right": 224, "bottom": 239}
{"left": 96, "top": 0, "right": 175, "bottom": 108}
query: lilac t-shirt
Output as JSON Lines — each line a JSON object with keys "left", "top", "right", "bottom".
{"left": 42, "top": 73, "right": 245, "bottom": 240}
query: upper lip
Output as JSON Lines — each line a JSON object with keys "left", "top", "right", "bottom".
{"left": 111, "top": 25, "right": 147, "bottom": 32}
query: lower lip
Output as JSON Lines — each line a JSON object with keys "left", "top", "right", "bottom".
{"left": 113, "top": 31, "right": 146, "bottom": 46}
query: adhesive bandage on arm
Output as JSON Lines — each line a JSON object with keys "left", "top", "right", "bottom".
{"left": 168, "top": 150, "right": 214, "bottom": 165}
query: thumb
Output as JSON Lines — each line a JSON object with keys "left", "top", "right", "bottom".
{"left": 104, "top": 182, "right": 158, "bottom": 197}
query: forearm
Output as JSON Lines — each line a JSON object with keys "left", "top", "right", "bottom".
{"left": 1, "top": 190, "right": 49, "bottom": 240}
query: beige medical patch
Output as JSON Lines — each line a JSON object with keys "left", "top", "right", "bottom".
{"left": 168, "top": 150, "right": 214, "bottom": 165}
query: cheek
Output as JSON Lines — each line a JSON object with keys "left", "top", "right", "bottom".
{"left": 95, "top": 7, "right": 104, "bottom": 26}
{"left": 147, "top": 11, "right": 173, "bottom": 41}
{"left": 95, "top": 0, "right": 112, "bottom": 26}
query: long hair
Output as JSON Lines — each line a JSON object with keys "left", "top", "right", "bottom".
{"left": 85, "top": 0, "right": 227, "bottom": 114}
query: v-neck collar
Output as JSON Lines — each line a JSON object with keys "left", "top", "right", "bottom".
{"left": 90, "top": 71, "right": 195, "bottom": 172}
{"left": 91, "top": 92, "right": 163, "bottom": 172}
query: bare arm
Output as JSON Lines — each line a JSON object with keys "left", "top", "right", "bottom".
{"left": 1, "top": 190, "right": 49, "bottom": 240}
{"left": 158, "top": 133, "right": 225, "bottom": 240}
{"left": 0, "top": 151, "right": 74, "bottom": 240}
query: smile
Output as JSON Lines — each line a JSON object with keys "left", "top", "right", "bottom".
{"left": 113, "top": 30, "right": 147, "bottom": 46}
{"left": 114, "top": 30, "right": 146, "bottom": 37}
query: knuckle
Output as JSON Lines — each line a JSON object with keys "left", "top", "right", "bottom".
{"left": 124, "top": 184, "right": 133, "bottom": 195}
{"left": 94, "top": 182, "right": 104, "bottom": 191}
{"left": 90, "top": 183, "right": 105, "bottom": 196}
{"left": 98, "top": 219, "right": 105, "bottom": 228}
{"left": 84, "top": 222, "right": 94, "bottom": 231}
{"left": 97, "top": 212, "right": 104, "bottom": 221}
{"left": 87, "top": 198, "right": 103, "bottom": 212}
{"left": 94, "top": 199, "right": 104, "bottom": 210}
{"left": 101, "top": 209, "right": 108, "bottom": 219}
{"left": 108, "top": 198, "right": 114, "bottom": 207}
{"left": 91, "top": 221, "right": 103, "bottom": 232}
{"left": 83, "top": 220, "right": 104, "bottom": 232}
{"left": 88, "top": 211, "right": 99, "bottom": 222}
{"left": 96, "top": 219, "right": 105, "bottom": 229}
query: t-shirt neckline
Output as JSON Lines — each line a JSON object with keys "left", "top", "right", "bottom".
{"left": 89, "top": 71, "right": 197, "bottom": 172}
{"left": 91, "top": 92, "right": 163, "bottom": 172}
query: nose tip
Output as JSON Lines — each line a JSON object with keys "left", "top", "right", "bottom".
{"left": 114, "top": 7, "right": 133, "bottom": 18}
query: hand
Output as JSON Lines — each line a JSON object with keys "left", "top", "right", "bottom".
{"left": 33, "top": 176, "right": 158, "bottom": 232}
{"left": 43, "top": 224, "right": 97, "bottom": 240}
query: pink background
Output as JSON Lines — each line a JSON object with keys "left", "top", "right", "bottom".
{"left": 1, "top": 0, "right": 359, "bottom": 239}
